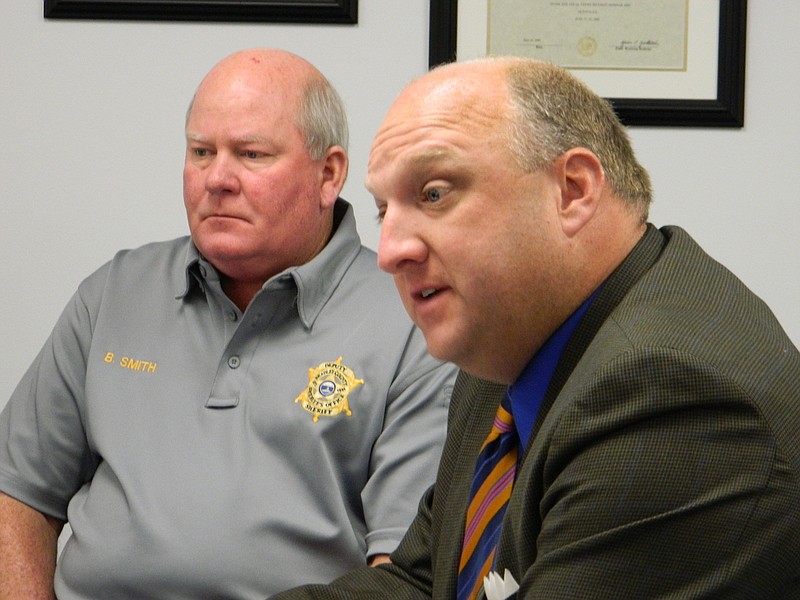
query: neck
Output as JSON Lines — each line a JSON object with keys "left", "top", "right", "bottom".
{"left": 222, "top": 279, "right": 263, "bottom": 312}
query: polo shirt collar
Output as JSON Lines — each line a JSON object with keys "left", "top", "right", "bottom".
{"left": 177, "top": 198, "right": 362, "bottom": 329}
{"left": 177, "top": 244, "right": 203, "bottom": 300}
{"left": 285, "top": 199, "right": 361, "bottom": 328}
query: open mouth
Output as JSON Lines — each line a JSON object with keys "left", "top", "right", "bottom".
{"left": 420, "top": 288, "right": 439, "bottom": 299}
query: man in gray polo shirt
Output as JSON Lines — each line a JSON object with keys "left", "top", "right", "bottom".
{"left": 0, "top": 49, "right": 456, "bottom": 599}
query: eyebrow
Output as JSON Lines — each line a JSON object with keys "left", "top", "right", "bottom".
{"left": 185, "top": 132, "right": 270, "bottom": 145}
{"left": 366, "top": 146, "right": 462, "bottom": 196}
{"left": 407, "top": 148, "right": 451, "bottom": 167}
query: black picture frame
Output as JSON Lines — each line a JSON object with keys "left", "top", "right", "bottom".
{"left": 44, "top": 0, "right": 358, "bottom": 24}
{"left": 429, "top": 0, "right": 746, "bottom": 127}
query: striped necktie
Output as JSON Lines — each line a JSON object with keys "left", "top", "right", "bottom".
{"left": 457, "top": 394, "right": 518, "bottom": 600}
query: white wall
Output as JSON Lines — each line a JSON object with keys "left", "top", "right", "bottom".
{"left": 2, "top": 2, "right": 798, "bottom": 405}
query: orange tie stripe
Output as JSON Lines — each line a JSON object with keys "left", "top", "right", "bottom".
{"left": 457, "top": 396, "right": 518, "bottom": 600}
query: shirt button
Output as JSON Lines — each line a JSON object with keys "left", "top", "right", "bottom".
{"left": 227, "top": 310, "right": 238, "bottom": 322}
{"left": 227, "top": 356, "right": 241, "bottom": 369}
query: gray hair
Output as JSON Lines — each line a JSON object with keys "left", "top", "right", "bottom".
{"left": 296, "top": 74, "right": 349, "bottom": 160}
{"left": 492, "top": 58, "right": 652, "bottom": 221}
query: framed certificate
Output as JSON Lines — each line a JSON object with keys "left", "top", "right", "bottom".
{"left": 429, "top": 0, "right": 746, "bottom": 127}
{"left": 44, "top": 0, "right": 358, "bottom": 24}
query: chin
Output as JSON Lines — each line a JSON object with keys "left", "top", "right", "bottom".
{"left": 196, "top": 231, "right": 244, "bottom": 252}
{"left": 419, "top": 330, "right": 461, "bottom": 365}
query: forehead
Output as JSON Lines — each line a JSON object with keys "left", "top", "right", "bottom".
{"left": 187, "top": 56, "right": 307, "bottom": 133}
{"left": 366, "top": 68, "right": 510, "bottom": 189}
{"left": 186, "top": 91, "right": 303, "bottom": 151}
{"left": 192, "top": 80, "right": 293, "bottom": 121}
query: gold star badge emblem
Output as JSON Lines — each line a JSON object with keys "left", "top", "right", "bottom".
{"left": 294, "top": 357, "right": 364, "bottom": 422}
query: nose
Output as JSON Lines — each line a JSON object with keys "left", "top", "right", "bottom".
{"left": 205, "top": 153, "right": 240, "bottom": 195}
{"left": 377, "top": 206, "right": 428, "bottom": 274}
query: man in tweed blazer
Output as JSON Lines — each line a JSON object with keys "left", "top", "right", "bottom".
{"left": 273, "top": 58, "right": 800, "bottom": 598}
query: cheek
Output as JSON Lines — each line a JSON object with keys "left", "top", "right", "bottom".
{"left": 182, "top": 168, "right": 202, "bottom": 208}
{"left": 392, "top": 276, "right": 413, "bottom": 309}
{"left": 254, "top": 178, "right": 318, "bottom": 221}
{"left": 454, "top": 240, "right": 516, "bottom": 312}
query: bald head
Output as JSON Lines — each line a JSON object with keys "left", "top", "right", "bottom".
{"left": 377, "top": 56, "right": 651, "bottom": 219}
{"left": 188, "top": 48, "right": 348, "bottom": 159}
{"left": 188, "top": 49, "right": 310, "bottom": 123}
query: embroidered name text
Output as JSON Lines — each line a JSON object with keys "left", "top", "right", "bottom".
{"left": 104, "top": 352, "right": 158, "bottom": 374}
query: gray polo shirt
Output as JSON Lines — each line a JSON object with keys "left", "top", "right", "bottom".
{"left": 0, "top": 200, "right": 456, "bottom": 599}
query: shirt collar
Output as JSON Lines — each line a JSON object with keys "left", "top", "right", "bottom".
{"left": 176, "top": 199, "right": 362, "bottom": 329}
{"left": 508, "top": 288, "right": 599, "bottom": 449}
{"left": 177, "top": 243, "right": 203, "bottom": 300}
{"left": 285, "top": 199, "right": 361, "bottom": 328}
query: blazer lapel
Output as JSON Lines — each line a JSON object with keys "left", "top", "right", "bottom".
{"left": 493, "top": 225, "right": 666, "bottom": 579}
{"left": 524, "top": 225, "right": 666, "bottom": 463}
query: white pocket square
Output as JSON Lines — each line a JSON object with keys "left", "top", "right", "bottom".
{"left": 483, "top": 569, "right": 519, "bottom": 600}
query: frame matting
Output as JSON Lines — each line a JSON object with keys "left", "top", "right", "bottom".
{"left": 429, "top": 0, "right": 746, "bottom": 127}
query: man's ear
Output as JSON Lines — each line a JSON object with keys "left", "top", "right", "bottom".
{"left": 554, "top": 147, "right": 605, "bottom": 238}
{"left": 320, "top": 145, "right": 349, "bottom": 209}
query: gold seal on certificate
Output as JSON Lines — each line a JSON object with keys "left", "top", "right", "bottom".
{"left": 488, "top": 0, "right": 688, "bottom": 71}
{"left": 577, "top": 36, "right": 598, "bottom": 57}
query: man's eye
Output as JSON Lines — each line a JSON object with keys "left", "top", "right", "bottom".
{"left": 243, "top": 150, "right": 262, "bottom": 159}
{"left": 193, "top": 148, "right": 209, "bottom": 157}
{"left": 424, "top": 187, "right": 443, "bottom": 203}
